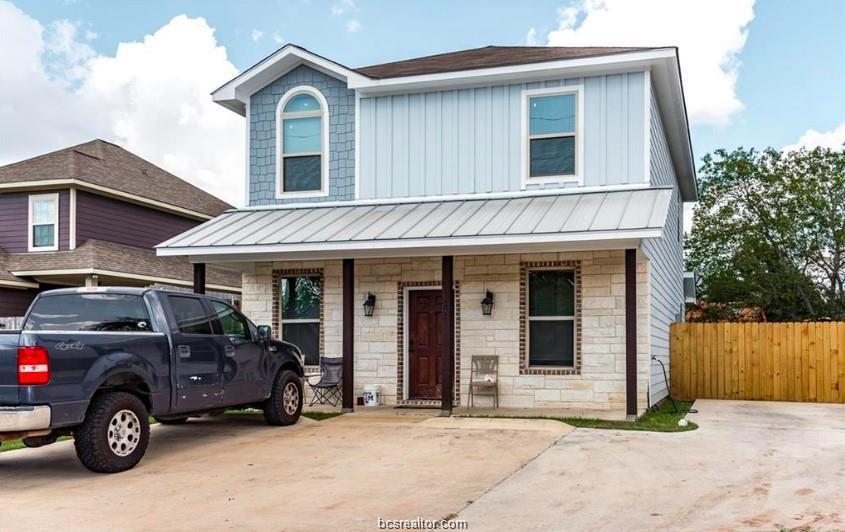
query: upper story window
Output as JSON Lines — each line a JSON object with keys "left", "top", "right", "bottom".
{"left": 277, "top": 86, "right": 329, "bottom": 198}
{"left": 28, "top": 193, "right": 59, "bottom": 251}
{"left": 522, "top": 86, "right": 583, "bottom": 187}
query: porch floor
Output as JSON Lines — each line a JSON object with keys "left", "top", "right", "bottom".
{"left": 305, "top": 404, "right": 628, "bottom": 420}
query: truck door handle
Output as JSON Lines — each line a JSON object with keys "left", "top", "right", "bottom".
{"left": 177, "top": 345, "right": 191, "bottom": 358}
{"left": 224, "top": 345, "right": 236, "bottom": 357}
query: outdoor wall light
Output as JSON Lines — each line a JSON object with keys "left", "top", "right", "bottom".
{"left": 363, "top": 293, "right": 377, "bottom": 317}
{"left": 480, "top": 290, "right": 494, "bottom": 316}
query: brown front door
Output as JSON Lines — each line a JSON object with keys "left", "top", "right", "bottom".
{"left": 408, "top": 290, "right": 443, "bottom": 399}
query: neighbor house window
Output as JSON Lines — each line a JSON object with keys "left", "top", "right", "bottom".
{"left": 524, "top": 88, "right": 581, "bottom": 184}
{"left": 277, "top": 87, "right": 328, "bottom": 197}
{"left": 28, "top": 193, "right": 59, "bottom": 251}
{"left": 280, "top": 275, "right": 322, "bottom": 365}
{"left": 527, "top": 269, "right": 577, "bottom": 367}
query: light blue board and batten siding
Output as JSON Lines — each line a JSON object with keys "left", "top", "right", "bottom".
{"left": 358, "top": 71, "right": 647, "bottom": 200}
{"left": 249, "top": 65, "right": 355, "bottom": 206}
{"left": 641, "top": 87, "right": 684, "bottom": 405}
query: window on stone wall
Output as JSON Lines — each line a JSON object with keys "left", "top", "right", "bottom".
{"left": 280, "top": 275, "right": 322, "bottom": 365}
{"left": 278, "top": 89, "right": 327, "bottom": 196}
{"left": 527, "top": 269, "right": 576, "bottom": 367}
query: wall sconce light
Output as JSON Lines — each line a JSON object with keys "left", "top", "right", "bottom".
{"left": 481, "top": 290, "right": 494, "bottom": 316}
{"left": 363, "top": 293, "right": 376, "bottom": 317}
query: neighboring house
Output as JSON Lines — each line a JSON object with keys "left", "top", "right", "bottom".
{"left": 158, "top": 45, "right": 696, "bottom": 417}
{"left": 0, "top": 139, "right": 241, "bottom": 317}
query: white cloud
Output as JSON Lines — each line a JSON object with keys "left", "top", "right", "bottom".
{"left": 346, "top": 19, "right": 361, "bottom": 33}
{"left": 525, "top": 27, "right": 538, "bottom": 46}
{"left": 272, "top": 32, "right": 285, "bottom": 45}
{"left": 84, "top": 28, "right": 97, "bottom": 41}
{"left": 783, "top": 123, "right": 845, "bottom": 152}
{"left": 251, "top": 29, "right": 263, "bottom": 42}
{"left": 543, "top": 0, "right": 755, "bottom": 126}
{"left": 0, "top": 2, "right": 244, "bottom": 206}
{"left": 332, "top": 0, "right": 356, "bottom": 16}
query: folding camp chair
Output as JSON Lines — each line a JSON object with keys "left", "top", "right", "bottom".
{"left": 307, "top": 357, "right": 343, "bottom": 407}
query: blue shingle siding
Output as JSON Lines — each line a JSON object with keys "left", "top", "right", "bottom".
{"left": 249, "top": 64, "right": 355, "bottom": 205}
{"left": 642, "top": 87, "right": 685, "bottom": 405}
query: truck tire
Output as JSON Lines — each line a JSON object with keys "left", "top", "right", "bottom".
{"left": 155, "top": 417, "right": 189, "bottom": 425}
{"left": 263, "top": 370, "right": 303, "bottom": 426}
{"left": 73, "top": 392, "right": 150, "bottom": 473}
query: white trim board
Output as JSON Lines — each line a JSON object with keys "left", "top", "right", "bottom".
{"left": 0, "top": 278, "right": 40, "bottom": 289}
{"left": 9, "top": 267, "right": 240, "bottom": 294}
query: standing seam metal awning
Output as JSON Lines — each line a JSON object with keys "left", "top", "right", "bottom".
{"left": 157, "top": 188, "right": 672, "bottom": 260}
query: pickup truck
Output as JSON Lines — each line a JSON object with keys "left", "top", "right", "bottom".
{"left": 0, "top": 287, "right": 305, "bottom": 473}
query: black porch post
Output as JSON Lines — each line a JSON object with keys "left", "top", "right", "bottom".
{"left": 625, "top": 249, "right": 638, "bottom": 418}
{"left": 342, "top": 258, "right": 355, "bottom": 412}
{"left": 193, "top": 263, "right": 206, "bottom": 294}
{"left": 440, "top": 256, "right": 454, "bottom": 416}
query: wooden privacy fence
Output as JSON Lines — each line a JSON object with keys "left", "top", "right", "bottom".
{"left": 670, "top": 322, "right": 845, "bottom": 404}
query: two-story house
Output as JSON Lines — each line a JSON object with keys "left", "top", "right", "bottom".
{"left": 157, "top": 45, "right": 696, "bottom": 418}
{"left": 0, "top": 139, "right": 241, "bottom": 318}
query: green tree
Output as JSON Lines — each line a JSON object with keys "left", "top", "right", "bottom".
{"left": 686, "top": 146, "right": 845, "bottom": 322}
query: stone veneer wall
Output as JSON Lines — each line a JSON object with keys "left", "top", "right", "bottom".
{"left": 240, "top": 250, "right": 651, "bottom": 414}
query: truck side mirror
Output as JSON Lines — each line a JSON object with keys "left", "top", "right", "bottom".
{"left": 257, "top": 325, "right": 272, "bottom": 340}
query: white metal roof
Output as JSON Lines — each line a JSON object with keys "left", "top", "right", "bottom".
{"left": 157, "top": 188, "right": 672, "bottom": 262}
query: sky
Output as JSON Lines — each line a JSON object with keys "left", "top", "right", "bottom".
{"left": 1, "top": 0, "right": 843, "bottom": 207}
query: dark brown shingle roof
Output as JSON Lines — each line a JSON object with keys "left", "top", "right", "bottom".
{"left": 4, "top": 240, "right": 240, "bottom": 290}
{"left": 355, "top": 45, "right": 653, "bottom": 79}
{"left": 0, "top": 140, "right": 232, "bottom": 218}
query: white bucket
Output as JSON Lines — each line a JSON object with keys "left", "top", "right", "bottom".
{"left": 362, "top": 385, "right": 381, "bottom": 407}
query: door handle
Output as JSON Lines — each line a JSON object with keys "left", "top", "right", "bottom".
{"left": 177, "top": 345, "right": 191, "bottom": 359}
{"left": 224, "top": 345, "right": 236, "bottom": 357}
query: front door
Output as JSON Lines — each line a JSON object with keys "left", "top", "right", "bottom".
{"left": 408, "top": 290, "right": 443, "bottom": 399}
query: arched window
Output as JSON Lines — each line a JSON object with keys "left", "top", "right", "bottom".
{"left": 277, "top": 86, "right": 329, "bottom": 196}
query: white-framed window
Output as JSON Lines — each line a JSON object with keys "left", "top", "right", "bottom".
{"left": 521, "top": 86, "right": 584, "bottom": 188}
{"left": 28, "top": 193, "right": 59, "bottom": 252}
{"left": 526, "top": 268, "right": 577, "bottom": 368}
{"left": 276, "top": 86, "right": 330, "bottom": 198}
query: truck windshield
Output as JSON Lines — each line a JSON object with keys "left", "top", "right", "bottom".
{"left": 24, "top": 293, "right": 152, "bottom": 332}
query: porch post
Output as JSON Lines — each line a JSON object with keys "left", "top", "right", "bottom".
{"left": 440, "top": 256, "right": 454, "bottom": 416}
{"left": 625, "top": 249, "right": 638, "bottom": 418}
{"left": 193, "top": 263, "right": 206, "bottom": 294}
{"left": 342, "top": 258, "right": 355, "bottom": 412}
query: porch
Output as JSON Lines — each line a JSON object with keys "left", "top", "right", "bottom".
{"left": 158, "top": 188, "right": 668, "bottom": 417}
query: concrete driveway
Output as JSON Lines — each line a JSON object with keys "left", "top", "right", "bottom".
{"left": 0, "top": 411, "right": 569, "bottom": 531}
{"left": 459, "top": 400, "right": 845, "bottom": 531}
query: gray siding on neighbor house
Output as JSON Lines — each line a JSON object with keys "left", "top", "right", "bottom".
{"left": 358, "top": 71, "right": 647, "bottom": 199}
{"left": 641, "top": 88, "right": 684, "bottom": 405}
{"left": 0, "top": 189, "right": 70, "bottom": 253}
{"left": 249, "top": 64, "right": 355, "bottom": 206}
{"left": 76, "top": 191, "right": 198, "bottom": 250}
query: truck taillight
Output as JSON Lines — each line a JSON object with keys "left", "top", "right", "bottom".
{"left": 17, "top": 346, "right": 50, "bottom": 385}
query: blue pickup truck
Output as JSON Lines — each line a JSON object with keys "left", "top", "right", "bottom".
{"left": 0, "top": 287, "right": 305, "bottom": 473}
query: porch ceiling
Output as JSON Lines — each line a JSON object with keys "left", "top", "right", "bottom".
{"left": 156, "top": 188, "right": 672, "bottom": 263}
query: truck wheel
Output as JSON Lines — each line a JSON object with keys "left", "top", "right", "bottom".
{"left": 155, "top": 417, "right": 189, "bottom": 425}
{"left": 74, "top": 392, "right": 150, "bottom": 473}
{"left": 263, "top": 370, "right": 303, "bottom": 426}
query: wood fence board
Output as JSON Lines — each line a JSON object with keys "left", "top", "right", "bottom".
{"left": 670, "top": 322, "right": 845, "bottom": 404}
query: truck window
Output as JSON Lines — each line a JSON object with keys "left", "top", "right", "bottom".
{"left": 24, "top": 293, "right": 152, "bottom": 332}
{"left": 210, "top": 300, "right": 250, "bottom": 340}
{"left": 167, "top": 295, "right": 213, "bottom": 335}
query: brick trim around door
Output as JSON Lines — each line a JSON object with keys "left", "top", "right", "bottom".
{"left": 396, "top": 281, "right": 461, "bottom": 407}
